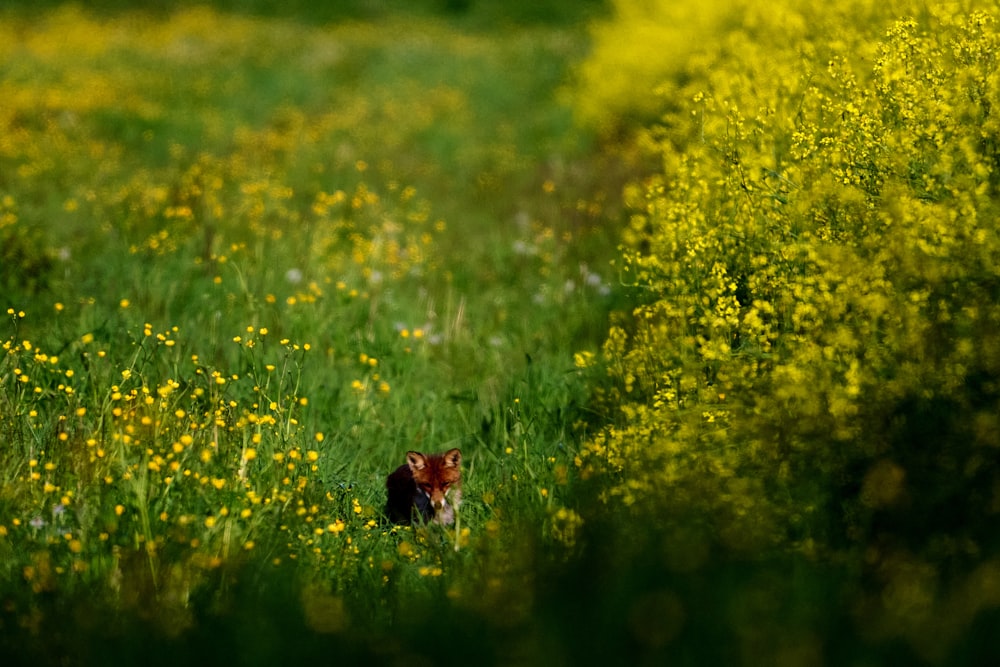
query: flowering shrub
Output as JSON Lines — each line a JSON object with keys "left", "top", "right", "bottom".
{"left": 580, "top": 1, "right": 1000, "bottom": 657}
{"left": 574, "top": 0, "right": 933, "bottom": 135}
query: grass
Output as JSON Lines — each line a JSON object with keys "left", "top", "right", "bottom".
{"left": 0, "top": 5, "right": 619, "bottom": 664}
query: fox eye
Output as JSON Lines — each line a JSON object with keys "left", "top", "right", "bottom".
{"left": 441, "top": 482, "right": 450, "bottom": 489}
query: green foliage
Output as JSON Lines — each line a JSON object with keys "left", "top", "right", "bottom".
{"left": 0, "top": 197, "right": 53, "bottom": 295}
{"left": 580, "top": 1, "right": 1000, "bottom": 660}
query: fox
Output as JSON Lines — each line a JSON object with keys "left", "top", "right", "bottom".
{"left": 385, "top": 448, "right": 462, "bottom": 525}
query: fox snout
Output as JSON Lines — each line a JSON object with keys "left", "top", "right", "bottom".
{"left": 416, "top": 483, "right": 449, "bottom": 509}
{"left": 429, "top": 493, "right": 455, "bottom": 512}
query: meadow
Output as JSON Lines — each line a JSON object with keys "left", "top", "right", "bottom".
{"left": 2, "top": 1, "right": 1000, "bottom": 665}
{"left": 1, "top": 2, "right": 617, "bottom": 662}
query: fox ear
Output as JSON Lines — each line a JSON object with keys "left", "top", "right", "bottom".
{"left": 443, "top": 448, "right": 462, "bottom": 467}
{"left": 406, "top": 451, "right": 426, "bottom": 471}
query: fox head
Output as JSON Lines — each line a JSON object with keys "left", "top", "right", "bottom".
{"left": 406, "top": 448, "right": 462, "bottom": 514}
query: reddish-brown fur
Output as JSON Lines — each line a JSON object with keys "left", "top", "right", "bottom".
{"left": 385, "top": 448, "right": 462, "bottom": 525}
